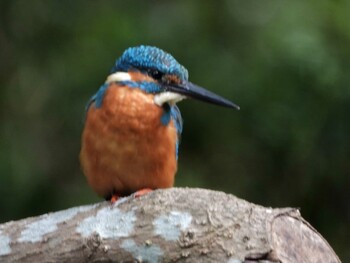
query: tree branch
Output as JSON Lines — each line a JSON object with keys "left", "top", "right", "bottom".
{"left": 0, "top": 188, "right": 340, "bottom": 262}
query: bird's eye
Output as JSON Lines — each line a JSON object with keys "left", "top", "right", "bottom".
{"left": 148, "top": 69, "right": 164, "bottom": 80}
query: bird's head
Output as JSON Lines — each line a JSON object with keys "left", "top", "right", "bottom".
{"left": 105, "top": 45, "right": 239, "bottom": 110}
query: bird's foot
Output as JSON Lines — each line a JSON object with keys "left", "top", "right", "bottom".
{"left": 133, "top": 188, "right": 153, "bottom": 198}
{"left": 110, "top": 194, "right": 119, "bottom": 204}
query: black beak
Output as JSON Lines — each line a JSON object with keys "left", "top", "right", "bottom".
{"left": 164, "top": 80, "right": 240, "bottom": 110}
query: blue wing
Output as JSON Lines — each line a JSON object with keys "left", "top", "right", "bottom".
{"left": 83, "top": 83, "right": 109, "bottom": 124}
{"left": 85, "top": 83, "right": 109, "bottom": 113}
{"left": 170, "top": 105, "right": 183, "bottom": 159}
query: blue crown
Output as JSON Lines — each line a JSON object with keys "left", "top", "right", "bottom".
{"left": 112, "top": 45, "right": 189, "bottom": 81}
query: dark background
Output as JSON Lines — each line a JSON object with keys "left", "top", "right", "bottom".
{"left": 0, "top": 1, "right": 349, "bottom": 261}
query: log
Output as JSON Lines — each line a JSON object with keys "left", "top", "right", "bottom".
{"left": 0, "top": 188, "right": 340, "bottom": 263}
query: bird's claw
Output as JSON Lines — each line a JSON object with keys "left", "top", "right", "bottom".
{"left": 110, "top": 194, "right": 119, "bottom": 204}
{"left": 133, "top": 188, "right": 153, "bottom": 198}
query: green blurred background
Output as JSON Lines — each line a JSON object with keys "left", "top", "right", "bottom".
{"left": 0, "top": 0, "right": 349, "bottom": 260}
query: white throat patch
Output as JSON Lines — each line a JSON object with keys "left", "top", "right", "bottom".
{"left": 154, "top": 92, "right": 186, "bottom": 106}
{"left": 105, "top": 72, "right": 131, "bottom": 84}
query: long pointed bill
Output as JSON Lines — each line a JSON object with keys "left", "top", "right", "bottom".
{"left": 164, "top": 81, "right": 240, "bottom": 110}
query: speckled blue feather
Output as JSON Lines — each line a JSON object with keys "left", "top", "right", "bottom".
{"left": 117, "top": 81, "right": 162, "bottom": 94}
{"left": 171, "top": 105, "right": 183, "bottom": 159}
{"left": 159, "top": 104, "right": 183, "bottom": 159}
{"left": 112, "top": 45, "right": 189, "bottom": 81}
{"left": 88, "top": 45, "right": 190, "bottom": 110}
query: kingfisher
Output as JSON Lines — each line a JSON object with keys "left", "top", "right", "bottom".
{"left": 80, "top": 45, "right": 239, "bottom": 202}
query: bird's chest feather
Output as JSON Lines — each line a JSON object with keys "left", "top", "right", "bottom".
{"left": 80, "top": 84, "right": 178, "bottom": 196}
{"left": 83, "top": 84, "right": 178, "bottom": 156}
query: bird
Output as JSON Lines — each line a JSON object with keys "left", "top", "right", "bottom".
{"left": 80, "top": 45, "right": 239, "bottom": 202}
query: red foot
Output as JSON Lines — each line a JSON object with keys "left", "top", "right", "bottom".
{"left": 110, "top": 194, "right": 119, "bottom": 204}
{"left": 133, "top": 188, "right": 153, "bottom": 198}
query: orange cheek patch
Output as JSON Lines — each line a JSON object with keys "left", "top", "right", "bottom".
{"left": 165, "top": 75, "right": 181, "bottom": 84}
{"left": 128, "top": 71, "right": 155, "bottom": 82}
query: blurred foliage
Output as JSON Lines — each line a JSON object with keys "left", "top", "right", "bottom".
{"left": 0, "top": 0, "right": 349, "bottom": 260}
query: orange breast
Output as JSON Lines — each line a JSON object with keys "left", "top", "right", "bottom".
{"left": 80, "top": 83, "right": 178, "bottom": 198}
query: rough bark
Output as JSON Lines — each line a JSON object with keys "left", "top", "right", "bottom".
{"left": 0, "top": 188, "right": 340, "bottom": 263}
